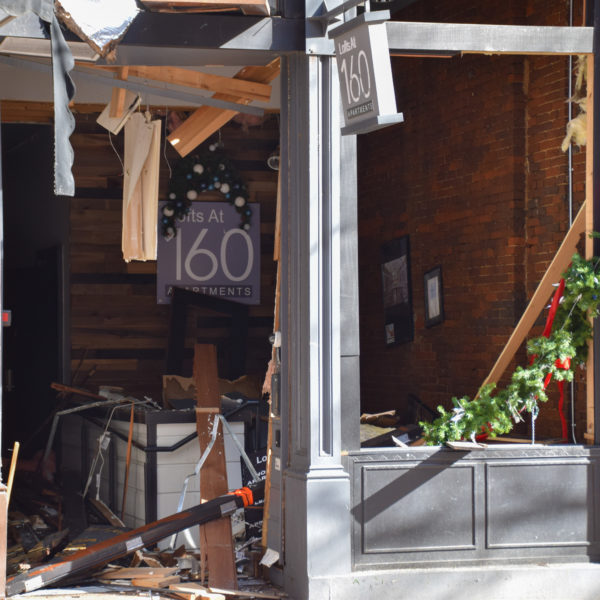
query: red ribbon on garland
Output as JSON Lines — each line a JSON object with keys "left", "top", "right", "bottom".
{"left": 531, "top": 278, "right": 569, "bottom": 440}
{"left": 475, "top": 279, "right": 569, "bottom": 442}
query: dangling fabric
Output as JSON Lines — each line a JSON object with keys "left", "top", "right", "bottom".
{"left": 122, "top": 112, "right": 161, "bottom": 262}
{"left": 0, "top": 1, "right": 76, "bottom": 195}
{"left": 50, "top": 11, "right": 76, "bottom": 196}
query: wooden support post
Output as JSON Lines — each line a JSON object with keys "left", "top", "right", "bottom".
{"left": 0, "top": 484, "right": 6, "bottom": 599}
{"left": 480, "top": 202, "right": 587, "bottom": 390}
{"left": 193, "top": 344, "right": 237, "bottom": 590}
{"left": 586, "top": 53, "right": 595, "bottom": 442}
{"left": 109, "top": 67, "right": 129, "bottom": 118}
{"left": 261, "top": 172, "right": 281, "bottom": 549}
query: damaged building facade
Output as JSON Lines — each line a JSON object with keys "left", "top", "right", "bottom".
{"left": 3, "top": 0, "right": 600, "bottom": 599}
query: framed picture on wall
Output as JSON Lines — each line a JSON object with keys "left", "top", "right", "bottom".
{"left": 424, "top": 266, "right": 444, "bottom": 328}
{"left": 381, "top": 236, "right": 413, "bottom": 345}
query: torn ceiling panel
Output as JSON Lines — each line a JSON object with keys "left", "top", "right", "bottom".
{"left": 0, "top": 0, "right": 76, "bottom": 196}
{"left": 0, "top": 0, "right": 53, "bottom": 22}
{"left": 55, "top": 0, "right": 139, "bottom": 58}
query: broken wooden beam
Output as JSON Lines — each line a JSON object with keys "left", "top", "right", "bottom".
{"left": 94, "top": 66, "right": 272, "bottom": 103}
{"left": 168, "top": 59, "right": 280, "bottom": 157}
{"left": 139, "top": 0, "right": 270, "bottom": 16}
{"left": 6, "top": 481, "right": 264, "bottom": 596}
{"left": 480, "top": 201, "right": 587, "bottom": 390}
{"left": 194, "top": 344, "right": 237, "bottom": 589}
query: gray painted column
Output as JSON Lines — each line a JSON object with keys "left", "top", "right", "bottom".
{"left": 340, "top": 125, "right": 360, "bottom": 453}
{"left": 280, "top": 52, "right": 353, "bottom": 598}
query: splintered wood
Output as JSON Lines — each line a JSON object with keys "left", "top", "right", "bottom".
{"left": 193, "top": 344, "right": 237, "bottom": 589}
{"left": 140, "top": 0, "right": 270, "bottom": 16}
{"left": 168, "top": 59, "right": 280, "bottom": 156}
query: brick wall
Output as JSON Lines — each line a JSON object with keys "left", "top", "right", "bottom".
{"left": 357, "top": 0, "right": 588, "bottom": 440}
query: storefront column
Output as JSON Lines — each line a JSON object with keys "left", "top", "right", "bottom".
{"left": 279, "top": 51, "right": 353, "bottom": 598}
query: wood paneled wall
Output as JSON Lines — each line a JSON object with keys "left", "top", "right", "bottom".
{"left": 69, "top": 112, "right": 279, "bottom": 402}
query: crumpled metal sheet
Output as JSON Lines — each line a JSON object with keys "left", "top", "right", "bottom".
{"left": 0, "top": 0, "right": 76, "bottom": 196}
{"left": 55, "top": 0, "right": 139, "bottom": 56}
{"left": 0, "top": 0, "right": 53, "bottom": 22}
{"left": 50, "top": 11, "right": 76, "bottom": 196}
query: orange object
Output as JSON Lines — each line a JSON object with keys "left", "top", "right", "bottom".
{"left": 228, "top": 486, "right": 253, "bottom": 507}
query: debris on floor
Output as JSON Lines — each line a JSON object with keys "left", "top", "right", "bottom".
{"left": 4, "top": 374, "right": 280, "bottom": 600}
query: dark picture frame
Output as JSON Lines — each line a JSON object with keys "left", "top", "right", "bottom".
{"left": 424, "top": 266, "right": 444, "bottom": 328}
{"left": 381, "top": 236, "right": 413, "bottom": 345}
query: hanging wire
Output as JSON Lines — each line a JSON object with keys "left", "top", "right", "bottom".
{"left": 108, "top": 130, "right": 124, "bottom": 176}
{"left": 163, "top": 106, "right": 172, "bottom": 179}
{"left": 83, "top": 403, "right": 121, "bottom": 498}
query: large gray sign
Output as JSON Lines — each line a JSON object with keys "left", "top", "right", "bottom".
{"left": 157, "top": 201, "right": 260, "bottom": 305}
{"left": 330, "top": 13, "right": 403, "bottom": 135}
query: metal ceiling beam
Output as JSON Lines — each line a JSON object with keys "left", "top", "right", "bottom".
{"left": 386, "top": 21, "right": 594, "bottom": 55}
{"left": 0, "top": 12, "right": 303, "bottom": 65}
{"left": 2, "top": 13, "right": 594, "bottom": 59}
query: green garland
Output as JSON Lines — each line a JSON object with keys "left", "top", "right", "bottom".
{"left": 421, "top": 251, "right": 600, "bottom": 445}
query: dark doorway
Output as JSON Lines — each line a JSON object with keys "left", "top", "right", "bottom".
{"left": 1, "top": 124, "right": 69, "bottom": 459}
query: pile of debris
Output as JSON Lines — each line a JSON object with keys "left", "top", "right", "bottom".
{"left": 5, "top": 351, "right": 278, "bottom": 600}
{"left": 6, "top": 469, "right": 281, "bottom": 600}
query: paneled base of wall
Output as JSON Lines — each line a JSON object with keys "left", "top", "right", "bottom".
{"left": 305, "top": 562, "right": 600, "bottom": 600}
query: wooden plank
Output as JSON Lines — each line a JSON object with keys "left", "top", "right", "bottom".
{"left": 0, "top": 485, "right": 7, "bottom": 597}
{"left": 193, "top": 344, "right": 237, "bottom": 590}
{"left": 273, "top": 172, "right": 281, "bottom": 262}
{"left": 140, "top": 0, "right": 270, "bottom": 16}
{"left": 110, "top": 67, "right": 130, "bottom": 118}
{"left": 99, "top": 567, "right": 178, "bottom": 580}
{"left": 171, "top": 589, "right": 225, "bottom": 600}
{"left": 88, "top": 498, "right": 126, "bottom": 528}
{"left": 480, "top": 201, "right": 587, "bottom": 390}
{"left": 95, "top": 66, "right": 272, "bottom": 103}
{"left": 586, "top": 54, "right": 595, "bottom": 442}
{"left": 171, "top": 582, "right": 282, "bottom": 599}
{"left": 261, "top": 172, "right": 281, "bottom": 548}
{"left": 168, "top": 59, "right": 280, "bottom": 157}
{"left": 131, "top": 575, "right": 181, "bottom": 587}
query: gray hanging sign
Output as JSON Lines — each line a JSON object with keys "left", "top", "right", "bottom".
{"left": 329, "top": 12, "right": 404, "bottom": 135}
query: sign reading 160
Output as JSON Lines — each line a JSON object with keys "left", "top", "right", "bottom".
{"left": 339, "top": 50, "right": 371, "bottom": 105}
{"left": 175, "top": 228, "right": 254, "bottom": 282}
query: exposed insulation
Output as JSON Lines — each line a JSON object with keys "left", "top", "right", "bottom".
{"left": 562, "top": 55, "right": 588, "bottom": 151}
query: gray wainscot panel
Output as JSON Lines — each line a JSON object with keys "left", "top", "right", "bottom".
{"left": 361, "top": 463, "right": 476, "bottom": 553}
{"left": 347, "top": 446, "right": 600, "bottom": 570}
{"left": 486, "top": 461, "right": 591, "bottom": 548}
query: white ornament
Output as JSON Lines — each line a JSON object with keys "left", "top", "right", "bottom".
{"left": 209, "top": 144, "right": 216, "bottom": 151}
{"left": 163, "top": 206, "right": 175, "bottom": 217}
{"left": 186, "top": 190, "right": 198, "bottom": 200}
{"left": 169, "top": 192, "right": 176, "bottom": 199}
{"left": 193, "top": 164, "right": 204, "bottom": 174}
{"left": 234, "top": 196, "right": 246, "bottom": 207}
{"left": 243, "top": 223, "right": 251, "bottom": 231}
{"left": 220, "top": 183, "right": 230, "bottom": 194}
{"left": 214, "top": 182, "right": 221, "bottom": 189}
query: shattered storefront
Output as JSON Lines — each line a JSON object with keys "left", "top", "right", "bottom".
{"left": 3, "top": 1, "right": 600, "bottom": 600}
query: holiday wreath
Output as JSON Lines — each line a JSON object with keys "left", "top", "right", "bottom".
{"left": 160, "top": 142, "right": 251, "bottom": 240}
{"left": 421, "top": 250, "right": 600, "bottom": 445}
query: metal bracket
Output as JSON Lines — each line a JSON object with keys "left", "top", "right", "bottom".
{"left": 341, "top": 113, "right": 404, "bottom": 136}
{"left": 307, "top": 0, "right": 367, "bottom": 35}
